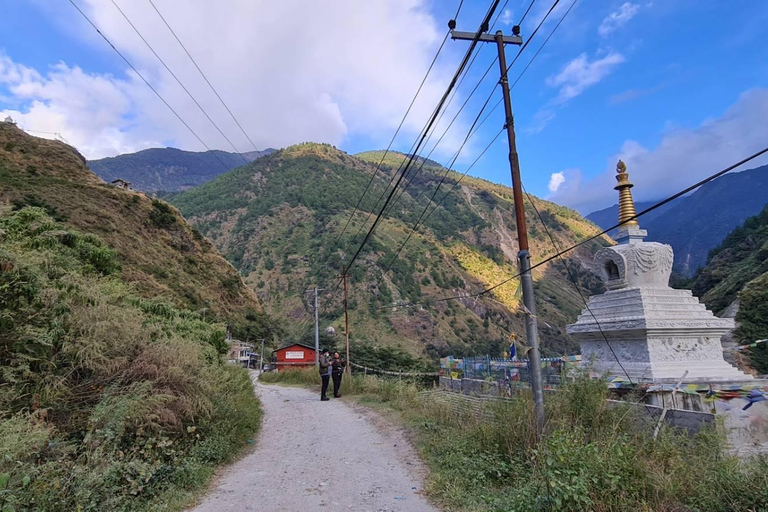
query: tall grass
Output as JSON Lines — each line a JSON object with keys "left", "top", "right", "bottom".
{"left": 259, "top": 367, "right": 768, "bottom": 511}
{"left": 0, "top": 208, "right": 261, "bottom": 511}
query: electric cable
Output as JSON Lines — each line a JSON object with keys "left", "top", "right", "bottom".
{"left": 522, "top": 184, "right": 634, "bottom": 383}
{"left": 146, "top": 0, "right": 263, "bottom": 154}
{"left": 67, "top": 0, "right": 234, "bottom": 173}
{"left": 339, "top": 0, "right": 503, "bottom": 286}
{"left": 377, "top": 144, "right": 768, "bottom": 310}
{"left": 110, "top": 0, "right": 250, "bottom": 166}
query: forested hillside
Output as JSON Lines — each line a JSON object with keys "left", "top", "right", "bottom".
{"left": 0, "top": 123, "right": 271, "bottom": 335}
{"left": 689, "top": 204, "right": 768, "bottom": 349}
{"left": 172, "top": 142, "right": 609, "bottom": 358}
{"left": 88, "top": 146, "right": 274, "bottom": 192}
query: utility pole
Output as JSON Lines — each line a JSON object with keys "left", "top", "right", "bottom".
{"left": 343, "top": 266, "right": 351, "bottom": 376}
{"left": 259, "top": 338, "right": 266, "bottom": 371}
{"left": 306, "top": 287, "right": 324, "bottom": 366}
{"left": 451, "top": 25, "right": 546, "bottom": 433}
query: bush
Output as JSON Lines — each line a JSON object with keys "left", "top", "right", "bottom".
{"left": 149, "top": 199, "right": 177, "bottom": 228}
{"left": 0, "top": 208, "right": 261, "bottom": 511}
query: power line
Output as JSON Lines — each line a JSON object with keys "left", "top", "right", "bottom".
{"left": 522, "top": 184, "right": 634, "bottom": 383}
{"left": 475, "top": 0, "right": 578, "bottom": 135}
{"left": 378, "top": 0, "right": 563, "bottom": 274}
{"left": 67, "top": 0, "right": 233, "bottom": 173}
{"left": 375, "top": 0, "right": 514, "bottom": 234}
{"left": 325, "top": 0, "right": 472, "bottom": 263}
{"left": 339, "top": 0, "right": 503, "bottom": 285}
{"left": 343, "top": 0, "right": 506, "bottom": 250}
{"left": 326, "top": 30, "right": 452, "bottom": 261}
{"left": 110, "top": 0, "right": 249, "bottom": 166}
{"left": 377, "top": 144, "right": 768, "bottom": 310}
{"left": 146, "top": 0, "right": 262, "bottom": 154}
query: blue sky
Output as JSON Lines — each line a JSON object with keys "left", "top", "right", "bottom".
{"left": 2, "top": 0, "right": 767, "bottom": 213}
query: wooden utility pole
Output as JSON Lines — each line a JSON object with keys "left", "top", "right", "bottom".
{"left": 452, "top": 25, "right": 546, "bottom": 433}
{"left": 306, "top": 287, "right": 324, "bottom": 366}
{"left": 343, "top": 266, "right": 351, "bottom": 376}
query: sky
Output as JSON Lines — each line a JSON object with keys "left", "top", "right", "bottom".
{"left": 1, "top": 0, "right": 767, "bottom": 214}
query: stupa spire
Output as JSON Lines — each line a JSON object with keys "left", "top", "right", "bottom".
{"left": 615, "top": 159, "right": 638, "bottom": 228}
{"left": 613, "top": 160, "right": 647, "bottom": 245}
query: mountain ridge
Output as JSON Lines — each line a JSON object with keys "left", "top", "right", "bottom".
{"left": 88, "top": 146, "right": 275, "bottom": 192}
{"left": 171, "top": 143, "right": 609, "bottom": 359}
{"left": 0, "top": 123, "right": 265, "bottom": 328}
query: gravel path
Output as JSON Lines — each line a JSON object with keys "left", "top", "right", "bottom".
{"left": 189, "top": 372, "right": 438, "bottom": 511}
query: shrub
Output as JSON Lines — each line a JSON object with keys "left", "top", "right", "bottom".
{"left": 149, "top": 199, "right": 177, "bottom": 228}
{"left": 0, "top": 208, "right": 261, "bottom": 511}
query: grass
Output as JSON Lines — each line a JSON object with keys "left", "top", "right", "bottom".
{"left": 0, "top": 207, "right": 262, "bottom": 511}
{"left": 260, "top": 368, "right": 768, "bottom": 511}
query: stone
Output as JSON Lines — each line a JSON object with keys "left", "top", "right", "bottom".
{"left": 568, "top": 160, "right": 752, "bottom": 384}
{"left": 568, "top": 236, "right": 752, "bottom": 383}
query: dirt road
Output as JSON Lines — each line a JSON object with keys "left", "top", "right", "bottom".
{"left": 190, "top": 373, "right": 437, "bottom": 511}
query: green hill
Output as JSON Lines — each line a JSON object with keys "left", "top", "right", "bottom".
{"left": 88, "top": 146, "right": 274, "bottom": 192}
{"left": 689, "top": 204, "right": 768, "bottom": 344}
{"left": 0, "top": 125, "right": 268, "bottom": 509}
{"left": 0, "top": 123, "right": 267, "bottom": 333}
{"left": 172, "top": 142, "right": 609, "bottom": 359}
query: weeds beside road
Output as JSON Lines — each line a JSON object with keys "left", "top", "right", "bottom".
{"left": 261, "top": 367, "right": 768, "bottom": 511}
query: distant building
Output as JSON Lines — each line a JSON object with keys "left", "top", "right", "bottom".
{"left": 228, "top": 339, "right": 254, "bottom": 367}
{"left": 272, "top": 343, "right": 316, "bottom": 372}
{"left": 110, "top": 178, "right": 133, "bottom": 190}
{"left": 3, "top": 116, "right": 16, "bottom": 125}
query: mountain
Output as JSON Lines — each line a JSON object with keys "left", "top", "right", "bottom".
{"left": 689, "top": 204, "right": 768, "bottom": 334}
{"left": 171, "top": 142, "right": 609, "bottom": 359}
{"left": 586, "top": 165, "right": 768, "bottom": 276}
{"left": 88, "top": 146, "right": 275, "bottom": 192}
{"left": 586, "top": 200, "right": 674, "bottom": 236}
{"left": 0, "top": 122, "right": 265, "bottom": 328}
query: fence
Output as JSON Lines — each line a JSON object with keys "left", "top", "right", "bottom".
{"left": 442, "top": 355, "right": 581, "bottom": 390}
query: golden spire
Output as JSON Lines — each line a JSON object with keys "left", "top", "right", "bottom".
{"left": 614, "top": 159, "right": 638, "bottom": 228}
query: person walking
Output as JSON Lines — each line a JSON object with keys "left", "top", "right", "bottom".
{"left": 331, "top": 351, "right": 346, "bottom": 398}
{"left": 319, "top": 349, "right": 332, "bottom": 401}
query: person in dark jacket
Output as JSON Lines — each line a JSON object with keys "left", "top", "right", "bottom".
{"left": 331, "top": 352, "right": 346, "bottom": 398}
{"left": 319, "top": 349, "right": 332, "bottom": 401}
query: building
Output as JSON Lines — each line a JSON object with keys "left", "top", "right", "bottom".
{"left": 228, "top": 340, "right": 254, "bottom": 367}
{"left": 3, "top": 116, "right": 16, "bottom": 125}
{"left": 110, "top": 178, "right": 133, "bottom": 190}
{"left": 272, "top": 343, "right": 316, "bottom": 372}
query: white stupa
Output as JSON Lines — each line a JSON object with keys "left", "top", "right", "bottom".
{"left": 567, "top": 161, "right": 752, "bottom": 384}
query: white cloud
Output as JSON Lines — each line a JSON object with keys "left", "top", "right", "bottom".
{"left": 2, "top": 0, "right": 466, "bottom": 159}
{"left": 500, "top": 9, "right": 514, "bottom": 25}
{"left": 546, "top": 52, "right": 625, "bottom": 103}
{"left": 548, "top": 88, "right": 768, "bottom": 213}
{"left": 598, "top": 3, "right": 640, "bottom": 37}
{"left": 548, "top": 171, "right": 565, "bottom": 193}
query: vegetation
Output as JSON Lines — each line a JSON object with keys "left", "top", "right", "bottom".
{"left": 0, "top": 123, "right": 270, "bottom": 335}
{"left": 0, "top": 207, "right": 261, "bottom": 511}
{"left": 688, "top": 204, "right": 768, "bottom": 371}
{"left": 170, "top": 144, "right": 609, "bottom": 360}
{"left": 261, "top": 369, "right": 768, "bottom": 511}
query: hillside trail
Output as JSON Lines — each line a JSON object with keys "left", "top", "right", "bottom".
{"left": 189, "top": 372, "right": 438, "bottom": 512}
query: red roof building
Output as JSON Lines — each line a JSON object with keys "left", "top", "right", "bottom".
{"left": 273, "top": 343, "right": 316, "bottom": 372}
